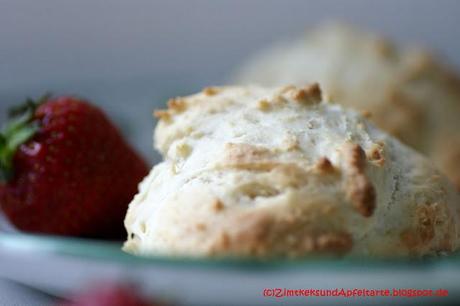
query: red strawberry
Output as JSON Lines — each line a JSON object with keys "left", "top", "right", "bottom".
{"left": 61, "top": 283, "right": 161, "bottom": 306}
{"left": 0, "top": 95, "right": 149, "bottom": 238}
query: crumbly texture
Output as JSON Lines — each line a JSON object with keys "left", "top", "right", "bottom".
{"left": 124, "top": 85, "right": 460, "bottom": 258}
{"left": 234, "top": 23, "right": 460, "bottom": 188}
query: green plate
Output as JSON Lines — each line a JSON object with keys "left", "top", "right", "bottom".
{"left": 1, "top": 232, "right": 459, "bottom": 269}
{"left": 1, "top": 233, "right": 459, "bottom": 305}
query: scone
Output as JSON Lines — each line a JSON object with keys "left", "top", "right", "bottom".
{"left": 234, "top": 23, "right": 460, "bottom": 188}
{"left": 124, "top": 85, "right": 460, "bottom": 258}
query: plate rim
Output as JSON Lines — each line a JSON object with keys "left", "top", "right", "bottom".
{"left": 1, "top": 233, "right": 458, "bottom": 271}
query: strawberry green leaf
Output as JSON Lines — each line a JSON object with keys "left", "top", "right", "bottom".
{"left": 0, "top": 123, "right": 38, "bottom": 181}
{"left": 0, "top": 96, "right": 47, "bottom": 182}
{"left": 0, "top": 133, "right": 13, "bottom": 182}
{"left": 4, "top": 110, "right": 34, "bottom": 138}
{"left": 7, "top": 123, "right": 38, "bottom": 151}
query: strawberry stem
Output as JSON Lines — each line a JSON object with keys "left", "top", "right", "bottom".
{"left": 0, "top": 96, "right": 47, "bottom": 182}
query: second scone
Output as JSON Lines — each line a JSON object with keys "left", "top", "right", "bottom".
{"left": 234, "top": 24, "right": 460, "bottom": 188}
{"left": 124, "top": 85, "right": 460, "bottom": 258}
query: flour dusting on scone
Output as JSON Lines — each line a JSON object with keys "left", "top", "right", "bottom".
{"left": 124, "top": 85, "right": 460, "bottom": 258}
{"left": 234, "top": 23, "right": 460, "bottom": 189}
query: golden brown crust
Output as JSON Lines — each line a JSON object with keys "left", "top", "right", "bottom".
{"left": 154, "top": 98, "right": 188, "bottom": 123}
{"left": 153, "top": 109, "right": 171, "bottom": 122}
{"left": 316, "top": 232, "right": 353, "bottom": 254}
{"left": 367, "top": 143, "right": 385, "bottom": 166}
{"left": 417, "top": 204, "right": 437, "bottom": 244}
{"left": 167, "top": 97, "right": 187, "bottom": 113}
{"left": 203, "top": 87, "right": 220, "bottom": 96}
{"left": 360, "top": 110, "right": 372, "bottom": 119}
{"left": 195, "top": 223, "right": 207, "bottom": 231}
{"left": 257, "top": 99, "right": 271, "bottom": 111}
{"left": 211, "top": 212, "right": 353, "bottom": 257}
{"left": 400, "top": 202, "right": 454, "bottom": 254}
{"left": 220, "top": 143, "right": 276, "bottom": 170}
{"left": 209, "top": 232, "right": 231, "bottom": 255}
{"left": 315, "top": 157, "right": 335, "bottom": 173}
{"left": 212, "top": 199, "right": 225, "bottom": 212}
{"left": 344, "top": 143, "right": 366, "bottom": 171}
{"left": 290, "top": 83, "right": 322, "bottom": 105}
{"left": 342, "top": 143, "right": 376, "bottom": 217}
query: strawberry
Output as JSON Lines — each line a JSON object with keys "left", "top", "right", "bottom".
{"left": 0, "top": 95, "right": 149, "bottom": 238}
{"left": 61, "top": 283, "right": 161, "bottom": 306}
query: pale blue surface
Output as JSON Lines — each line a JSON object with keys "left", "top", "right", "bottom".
{"left": 0, "top": 0, "right": 459, "bottom": 92}
{"left": 1, "top": 0, "right": 460, "bottom": 162}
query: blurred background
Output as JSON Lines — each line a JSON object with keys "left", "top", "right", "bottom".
{"left": 1, "top": 0, "right": 460, "bottom": 163}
